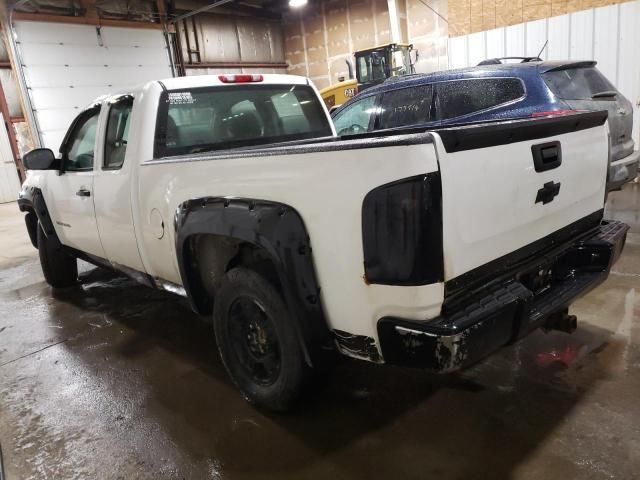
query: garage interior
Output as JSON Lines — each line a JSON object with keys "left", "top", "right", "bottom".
{"left": 0, "top": 0, "right": 639, "bottom": 478}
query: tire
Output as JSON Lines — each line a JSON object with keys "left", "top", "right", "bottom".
{"left": 37, "top": 222, "right": 78, "bottom": 288}
{"left": 213, "top": 267, "right": 309, "bottom": 412}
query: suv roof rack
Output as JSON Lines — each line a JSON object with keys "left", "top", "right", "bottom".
{"left": 383, "top": 73, "right": 422, "bottom": 83}
{"left": 477, "top": 56, "right": 542, "bottom": 66}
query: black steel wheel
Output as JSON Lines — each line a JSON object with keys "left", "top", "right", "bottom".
{"left": 213, "top": 267, "right": 308, "bottom": 412}
{"left": 227, "top": 296, "right": 282, "bottom": 386}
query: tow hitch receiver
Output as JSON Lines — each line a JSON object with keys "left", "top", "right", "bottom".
{"left": 543, "top": 309, "right": 577, "bottom": 334}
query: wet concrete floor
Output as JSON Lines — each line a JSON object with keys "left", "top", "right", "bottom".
{"left": 1, "top": 185, "right": 640, "bottom": 479}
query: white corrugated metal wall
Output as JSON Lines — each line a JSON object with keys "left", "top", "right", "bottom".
{"left": 0, "top": 113, "right": 21, "bottom": 203}
{"left": 13, "top": 21, "right": 173, "bottom": 152}
{"left": 448, "top": 0, "right": 640, "bottom": 148}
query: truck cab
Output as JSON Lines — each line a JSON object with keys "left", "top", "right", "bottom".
{"left": 19, "top": 74, "right": 334, "bottom": 275}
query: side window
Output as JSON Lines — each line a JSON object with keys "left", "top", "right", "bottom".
{"left": 104, "top": 97, "right": 133, "bottom": 170}
{"left": 436, "top": 78, "right": 525, "bottom": 120}
{"left": 332, "top": 95, "right": 377, "bottom": 135}
{"left": 271, "top": 91, "right": 304, "bottom": 117}
{"left": 378, "top": 85, "right": 433, "bottom": 130}
{"left": 64, "top": 108, "right": 100, "bottom": 171}
{"left": 271, "top": 91, "right": 309, "bottom": 134}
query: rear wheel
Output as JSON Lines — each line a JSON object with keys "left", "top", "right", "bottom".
{"left": 213, "top": 267, "right": 308, "bottom": 412}
{"left": 37, "top": 222, "right": 77, "bottom": 288}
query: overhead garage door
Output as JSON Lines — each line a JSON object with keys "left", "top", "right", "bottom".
{"left": 13, "top": 21, "right": 173, "bottom": 151}
{"left": 0, "top": 113, "right": 21, "bottom": 203}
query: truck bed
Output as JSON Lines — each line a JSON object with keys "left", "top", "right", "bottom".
{"left": 136, "top": 111, "right": 609, "bottom": 353}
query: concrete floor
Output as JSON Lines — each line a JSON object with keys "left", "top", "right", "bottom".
{"left": 0, "top": 202, "right": 38, "bottom": 268}
{"left": 0, "top": 186, "right": 639, "bottom": 480}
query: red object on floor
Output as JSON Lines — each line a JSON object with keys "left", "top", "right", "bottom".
{"left": 536, "top": 345, "right": 579, "bottom": 368}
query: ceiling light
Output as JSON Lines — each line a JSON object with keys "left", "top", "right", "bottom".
{"left": 289, "top": 0, "right": 308, "bottom": 7}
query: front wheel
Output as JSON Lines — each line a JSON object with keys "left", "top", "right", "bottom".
{"left": 213, "top": 267, "right": 309, "bottom": 412}
{"left": 37, "top": 222, "right": 77, "bottom": 288}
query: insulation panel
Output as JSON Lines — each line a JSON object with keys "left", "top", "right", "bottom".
{"left": 449, "top": 0, "right": 629, "bottom": 35}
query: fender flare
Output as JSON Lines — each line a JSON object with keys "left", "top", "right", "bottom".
{"left": 174, "top": 197, "right": 333, "bottom": 366}
{"left": 18, "top": 186, "right": 61, "bottom": 249}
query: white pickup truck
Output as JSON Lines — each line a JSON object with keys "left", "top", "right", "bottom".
{"left": 18, "top": 73, "right": 628, "bottom": 411}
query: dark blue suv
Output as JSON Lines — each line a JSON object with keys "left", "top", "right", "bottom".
{"left": 332, "top": 60, "right": 637, "bottom": 190}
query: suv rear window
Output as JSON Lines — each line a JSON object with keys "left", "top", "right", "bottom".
{"left": 154, "top": 84, "right": 332, "bottom": 158}
{"left": 542, "top": 67, "right": 616, "bottom": 100}
{"left": 436, "top": 78, "right": 525, "bottom": 120}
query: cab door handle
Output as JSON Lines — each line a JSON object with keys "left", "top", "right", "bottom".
{"left": 76, "top": 188, "right": 91, "bottom": 197}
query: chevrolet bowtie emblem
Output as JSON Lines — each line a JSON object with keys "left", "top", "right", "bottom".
{"left": 535, "top": 181, "right": 561, "bottom": 205}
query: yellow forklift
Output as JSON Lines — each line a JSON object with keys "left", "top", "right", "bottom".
{"left": 320, "top": 43, "right": 418, "bottom": 111}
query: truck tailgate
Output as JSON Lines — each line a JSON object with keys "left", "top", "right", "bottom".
{"left": 432, "top": 112, "right": 609, "bottom": 281}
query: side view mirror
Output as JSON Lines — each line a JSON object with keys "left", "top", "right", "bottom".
{"left": 23, "top": 148, "right": 58, "bottom": 170}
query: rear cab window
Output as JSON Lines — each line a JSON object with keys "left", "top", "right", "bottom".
{"left": 542, "top": 67, "right": 616, "bottom": 100}
{"left": 154, "top": 84, "right": 332, "bottom": 158}
{"left": 435, "top": 78, "right": 525, "bottom": 120}
{"left": 358, "top": 54, "right": 387, "bottom": 84}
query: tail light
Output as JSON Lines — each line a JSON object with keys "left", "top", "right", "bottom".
{"left": 218, "top": 74, "right": 264, "bottom": 83}
{"left": 531, "top": 109, "right": 583, "bottom": 117}
{"left": 362, "top": 173, "right": 443, "bottom": 285}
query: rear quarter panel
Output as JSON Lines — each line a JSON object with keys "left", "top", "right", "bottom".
{"left": 137, "top": 138, "right": 443, "bottom": 343}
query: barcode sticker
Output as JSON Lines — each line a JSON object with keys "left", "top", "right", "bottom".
{"left": 168, "top": 92, "right": 195, "bottom": 104}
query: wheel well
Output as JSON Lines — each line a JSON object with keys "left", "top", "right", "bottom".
{"left": 185, "top": 234, "right": 282, "bottom": 314}
{"left": 174, "top": 197, "right": 333, "bottom": 368}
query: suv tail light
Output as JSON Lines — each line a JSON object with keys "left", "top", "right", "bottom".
{"left": 531, "top": 109, "right": 583, "bottom": 117}
{"left": 218, "top": 74, "right": 264, "bottom": 83}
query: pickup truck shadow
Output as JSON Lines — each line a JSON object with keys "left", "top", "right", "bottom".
{"left": 48, "top": 265, "right": 618, "bottom": 479}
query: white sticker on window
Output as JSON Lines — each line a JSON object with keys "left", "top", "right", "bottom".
{"left": 168, "top": 92, "right": 195, "bottom": 104}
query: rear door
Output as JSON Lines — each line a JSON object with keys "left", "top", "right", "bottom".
{"left": 375, "top": 84, "right": 434, "bottom": 130}
{"left": 542, "top": 66, "right": 635, "bottom": 161}
{"left": 433, "top": 112, "right": 609, "bottom": 280}
{"left": 44, "top": 106, "right": 106, "bottom": 258}
{"left": 93, "top": 95, "right": 146, "bottom": 272}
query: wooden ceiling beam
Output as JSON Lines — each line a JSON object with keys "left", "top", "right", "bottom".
{"left": 11, "top": 12, "right": 164, "bottom": 29}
